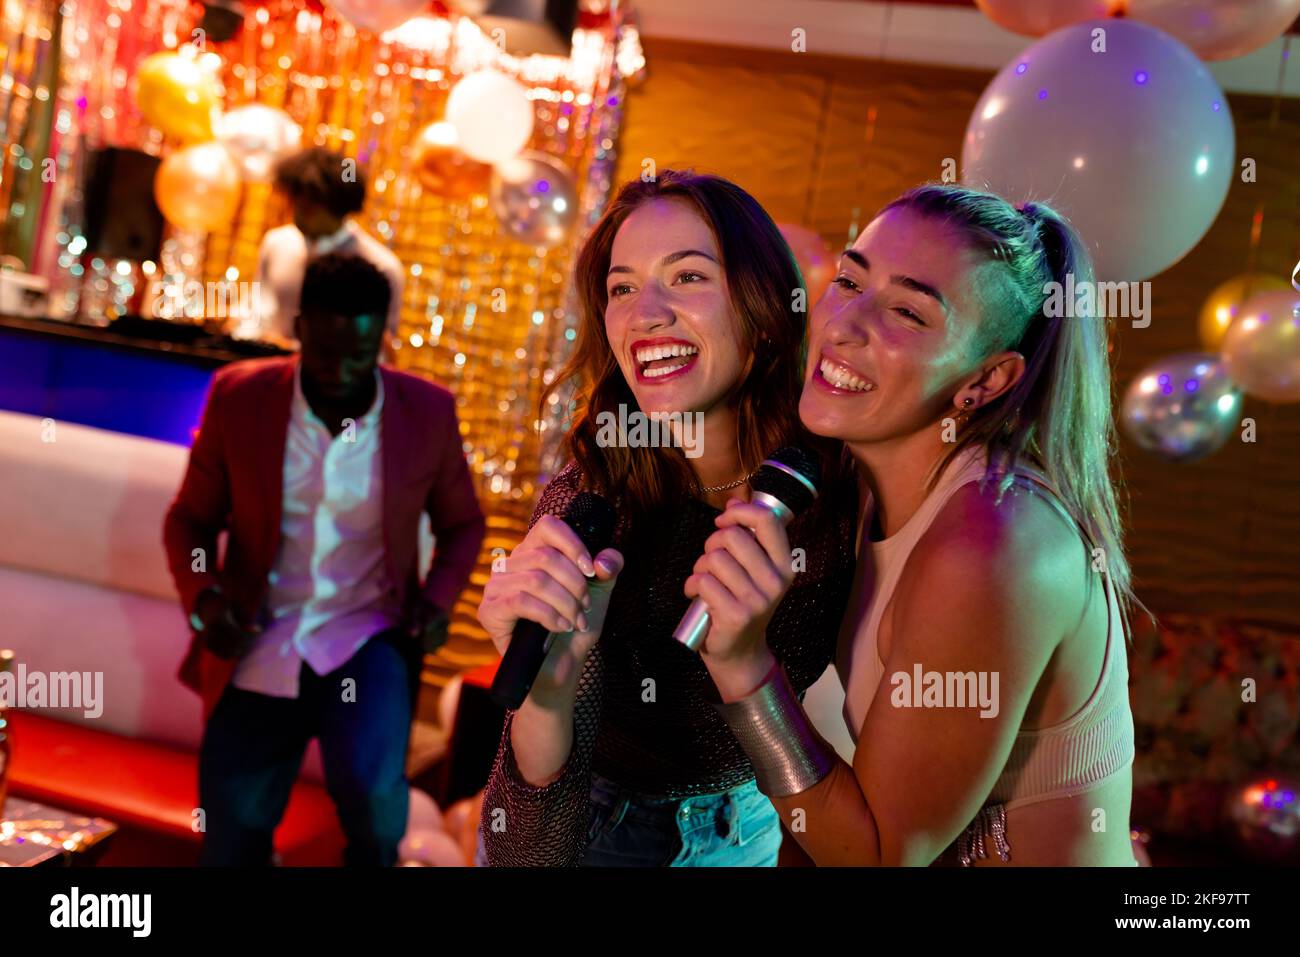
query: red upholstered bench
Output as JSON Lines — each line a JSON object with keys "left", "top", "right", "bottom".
{"left": 6, "top": 712, "right": 344, "bottom": 866}
{"left": 462, "top": 661, "right": 499, "bottom": 690}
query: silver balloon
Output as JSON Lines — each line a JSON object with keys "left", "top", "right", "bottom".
{"left": 489, "top": 151, "right": 579, "bottom": 248}
{"left": 1121, "top": 352, "right": 1242, "bottom": 462}
{"left": 217, "top": 105, "right": 301, "bottom": 182}
{"left": 1224, "top": 774, "right": 1300, "bottom": 863}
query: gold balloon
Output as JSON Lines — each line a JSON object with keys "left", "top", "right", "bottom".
{"left": 1198, "top": 273, "right": 1291, "bottom": 349}
{"left": 412, "top": 121, "right": 492, "bottom": 200}
{"left": 136, "top": 52, "right": 220, "bottom": 143}
{"left": 154, "top": 142, "right": 242, "bottom": 233}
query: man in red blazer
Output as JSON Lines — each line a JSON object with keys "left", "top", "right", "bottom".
{"left": 164, "top": 254, "right": 485, "bottom": 866}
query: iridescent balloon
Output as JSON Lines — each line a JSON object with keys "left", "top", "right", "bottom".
{"left": 1220, "top": 289, "right": 1300, "bottom": 404}
{"left": 489, "top": 152, "right": 578, "bottom": 248}
{"left": 1121, "top": 352, "right": 1242, "bottom": 462}
{"left": 1224, "top": 774, "right": 1300, "bottom": 863}
{"left": 218, "top": 104, "right": 301, "bottom": 182}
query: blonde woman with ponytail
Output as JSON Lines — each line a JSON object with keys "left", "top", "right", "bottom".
{"left": 680, "top": 183, "right": 1140, "bottom": 866}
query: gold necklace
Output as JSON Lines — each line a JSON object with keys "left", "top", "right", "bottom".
{"left": 695, "top": 469, "right": 757, "bottom": 495}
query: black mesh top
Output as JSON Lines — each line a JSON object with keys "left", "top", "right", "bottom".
{"left": 479, "top": 460, "right": 858, "bottom": 866}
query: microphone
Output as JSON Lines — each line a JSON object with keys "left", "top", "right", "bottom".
{"left": 490, "top": 491, "right": 617, "bottom": 710}
{"left": 673, "top": 446, "right": 820, "bottom": 653}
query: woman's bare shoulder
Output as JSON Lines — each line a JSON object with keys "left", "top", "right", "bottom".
{"left": 898, "top": 478, "right": 1086, "bottom": 639}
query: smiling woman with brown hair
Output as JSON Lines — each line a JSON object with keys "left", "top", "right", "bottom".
{"left": 475, "top": 169, "right": 857, "bottom": 866}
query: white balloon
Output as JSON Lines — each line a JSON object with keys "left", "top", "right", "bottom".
{"left": 217, "top": 105, "right": 301, "bottom": 182}
{"left": 446, "top": 71, "right": 535, "bottom": 164}
{"left": 962, "top": 19, "right": 1235, "bottom": 282}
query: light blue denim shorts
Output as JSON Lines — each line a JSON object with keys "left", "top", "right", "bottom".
{"left": 579, "top": 772, "right": 782, "bottom": 867}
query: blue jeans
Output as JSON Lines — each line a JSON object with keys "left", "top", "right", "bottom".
{"left": 580, "top": 773, "right": 782, "bottom": 867}
{"left": 198, "top": 631, "right": 414, "bottom": 866}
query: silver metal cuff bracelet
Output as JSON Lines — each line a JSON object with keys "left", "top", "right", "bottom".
{"left": 712, "top": 661, "right": 838, "bottom": 798}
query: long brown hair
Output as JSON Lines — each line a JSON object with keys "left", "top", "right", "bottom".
{"left": 879, "top": 183, "right": 1139, "bottom": 621}
{"left": 549, "top": 169, "right": 825, "bottom": 520}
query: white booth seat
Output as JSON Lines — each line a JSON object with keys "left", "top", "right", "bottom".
{"left": 0, "top": 410, "right": 183, "bottom": 602}
{"left": 0, "top": 410, "right": 324, "bottom": 779}
{"left": 0, "top": 563, "right": 201, "bottom": 749}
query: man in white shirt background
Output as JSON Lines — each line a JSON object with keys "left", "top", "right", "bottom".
{"left": 165, "top": 254, "right": 485, "bottom": 866}
{"left": 256, "top": 147, "right": 405, "bottom": 348}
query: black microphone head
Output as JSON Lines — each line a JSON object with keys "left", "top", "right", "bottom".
{"left": 751, "top": 446, "right": 819, "bottom": 516}
{"left": 562, "top": 491, "right": 617, "bottom": 554}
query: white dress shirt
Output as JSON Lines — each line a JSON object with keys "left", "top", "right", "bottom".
{"left": 255, "top": 220, "right": 405, "bottom": 340}
{"left": 232, "top": 367, "right": 401, "bottom": 698}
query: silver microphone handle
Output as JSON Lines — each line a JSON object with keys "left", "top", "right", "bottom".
{"left": 674, "top": 600, "right": 712, "bottom": 651}
{"left": 672, "top": 492, "right": 793, "bottom": 652}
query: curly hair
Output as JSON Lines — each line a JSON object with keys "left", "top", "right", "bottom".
{"left": 300, "top": 253, "right": 390, "bottom": 323}
{"left": 273, "top": 146, "right": 366, "bottom": 219}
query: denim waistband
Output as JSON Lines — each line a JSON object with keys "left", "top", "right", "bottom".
{"left": 587, "top": 772, "right": 778, "bottom": 853}
{"left": 589, "top": 772, "right": 764, "bottom": 816}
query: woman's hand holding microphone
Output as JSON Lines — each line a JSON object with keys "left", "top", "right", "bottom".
{"left": 684, "top": 498, "right": 796, "bottom": 701}
{"left": 478, "top": 513, "right": 624, "bottom": 708}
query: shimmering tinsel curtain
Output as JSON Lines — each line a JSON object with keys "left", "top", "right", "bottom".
{"left": 3, "top": 0, "right": 201, "bottom": 319}
{"left": 0, "top": 0, "right": 61, "bottom": 270}
{"left": 200, "top": 9, "right": 628, "bottom": 675}
{"left": 4, "top": 0, "right": 634, "bottom": 679}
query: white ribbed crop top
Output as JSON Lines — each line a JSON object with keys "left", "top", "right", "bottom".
{"left": 838, "top": 445, "right": 1135, "bottom": 812}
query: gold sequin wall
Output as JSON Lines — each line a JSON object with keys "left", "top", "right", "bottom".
{"left": 193, "top": 6, "right": 628, "bottom": 682}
